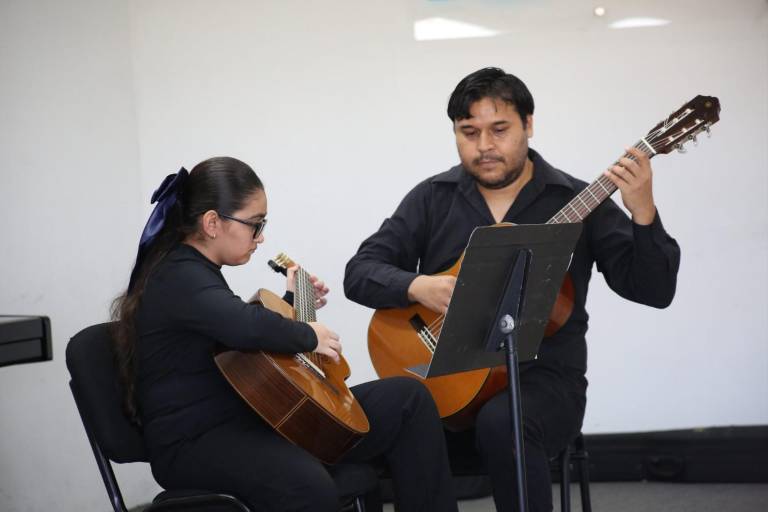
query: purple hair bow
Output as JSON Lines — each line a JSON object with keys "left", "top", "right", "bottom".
{"left": 128, "top": 167, "right": 189, "bottom": 291}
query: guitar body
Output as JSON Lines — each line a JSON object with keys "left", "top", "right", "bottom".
{"left": 368, "top": 246, "right": 573, "bottom": 430}
{"left": 215, "top": 288, "right": 370, "bottom": 464}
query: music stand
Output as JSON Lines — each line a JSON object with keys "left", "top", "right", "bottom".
{"left": 406, "top": 223, "right": 582, "bottom": 512}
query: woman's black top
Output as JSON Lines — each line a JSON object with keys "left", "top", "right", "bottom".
{"left": 135, "top": 243, "right": 317, "bottom": 454}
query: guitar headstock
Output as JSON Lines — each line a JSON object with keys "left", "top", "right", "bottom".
{"left": 645, "top": 95, "right": 720, "bottom": 155}
{"left": 268, "top": 252, "right": 297, "bottom": 276}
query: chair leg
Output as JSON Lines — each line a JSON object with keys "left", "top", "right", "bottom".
{"left": 559, "top": 445, "right": 571, "bottom": 512}
{"left": 578, "top": 454, "right": 592, "bottom": 512}
{"left": 353, "top": 496, "right": 366, "bottom": 512}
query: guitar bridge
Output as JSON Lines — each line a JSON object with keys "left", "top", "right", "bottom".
{"left": 295, "top": 353, "right": 326, "bottom": 379}
{"left": 409, "top": 314, "right": 437, "bottom": 353}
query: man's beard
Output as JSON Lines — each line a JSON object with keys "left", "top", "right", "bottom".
{"left": 466, "top": 153, "right": 527, "bottom": 190}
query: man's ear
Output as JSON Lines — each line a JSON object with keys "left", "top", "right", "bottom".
{"left": 525, "top": 115, "right": 534, "bottom": 138}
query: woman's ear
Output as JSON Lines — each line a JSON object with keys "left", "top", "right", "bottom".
{"left": 200, "top": 210, "right": 219, "bottom": 239}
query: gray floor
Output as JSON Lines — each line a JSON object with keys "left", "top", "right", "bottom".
{"left": 382, "top": 482, "right": 768, "bottom": 512}
{"left": 128, "top": 482, "right": 768, "bottom": 511}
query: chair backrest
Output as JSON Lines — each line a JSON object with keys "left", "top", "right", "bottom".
{"left": 66, "top": 322, "right": 147, "bottom": 463}
{"left": 66, "top": 324, "right": 258, "bottom": 512}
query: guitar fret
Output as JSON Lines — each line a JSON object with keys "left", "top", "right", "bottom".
{"left": 567, "top": 202, "right": 583, "bottom": 221}
{"left": 296, "top": 268, "right": 317, "bottom": 323}
{"left": 640, "top": 137, "right": 657, "bottom": 155}
{"left": 589, "top": 183, "right": 606, "bottom": 202}
{"left": 548, "top": 171, "right": 618, "bottom": 224}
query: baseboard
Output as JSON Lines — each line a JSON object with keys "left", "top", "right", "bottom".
{"left": 584, "top": 425, "right": 768, "bottom": 483}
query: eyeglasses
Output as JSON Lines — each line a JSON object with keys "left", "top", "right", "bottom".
{"left": 218, "top": 213, "right": 267, "bottom": 240}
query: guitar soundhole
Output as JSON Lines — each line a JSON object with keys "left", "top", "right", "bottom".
{"left": 408, "top": 314, "right": 437, "bottom": 352}
{"left": 409, "top": 314, "right": 427, "bottom": 333}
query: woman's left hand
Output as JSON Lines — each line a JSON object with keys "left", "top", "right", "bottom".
{"left": 309, "top": 274, "right": 329, "bottom": 309}
{"left": 286, "top": 265, "right": 330, "bottom": 309}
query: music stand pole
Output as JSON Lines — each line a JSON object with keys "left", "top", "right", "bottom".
{"left": 499, "top": 313, "right": 528, "bottom": 512}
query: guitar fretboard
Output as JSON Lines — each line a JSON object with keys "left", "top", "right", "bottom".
{"left": 294, "top": 268, "right": 317, "bottom": 323}
{"left": 546, "top": 142, "right": 654, "bottom": 225}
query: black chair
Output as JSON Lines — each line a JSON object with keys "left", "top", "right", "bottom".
{"left": 66, "top": 323, "right": 380, "bottom": 512}
{"left": 442, "top": 428, "right": 592, "bottom": 511}
{"left": 552, "top": 433, "right": 592, "bottom": 512}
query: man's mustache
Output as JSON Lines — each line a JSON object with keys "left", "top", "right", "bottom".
{"left": 474, "top": 153, "right": 505, "bottom": 165}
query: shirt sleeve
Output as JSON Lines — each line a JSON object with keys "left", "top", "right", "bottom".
{"left": 588, "top": 200, "right": 681, "bottom": 308}
{"left": 167, "top": 265, "right": 318, "bottom": 353}
{"left": 344, "top": 182, "right": 430, "bottom": 309}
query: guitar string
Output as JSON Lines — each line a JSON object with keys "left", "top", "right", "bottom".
{"left": 297, "top": 267, "right": 321, "bottom": 367}
{"left": 280, "top": 256, "right": 324, "bottom": 369}
{"left": 302, "top": 268, "right": 322, "bottom": 368}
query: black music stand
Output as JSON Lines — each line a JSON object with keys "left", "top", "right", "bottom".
{"left": 406, "top": 223, "right": 582, "bottom": 512}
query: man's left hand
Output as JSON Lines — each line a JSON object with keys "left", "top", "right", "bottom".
{"left": 604, "top": 146, "right": 657, "bottom": 225}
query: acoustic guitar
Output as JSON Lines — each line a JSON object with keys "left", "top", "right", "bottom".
{"left": 368, "top": 95, "right": 721, "bottom": 430}
{"left": 215, "top": 253, "right": 370, "bottom": 463}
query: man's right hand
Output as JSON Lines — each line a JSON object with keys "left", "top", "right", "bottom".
{"left": 308, "top": 322, "right": 342, "bottom": 363}
{"left": 407, "top": 274, "right": 457, "bottom": 314}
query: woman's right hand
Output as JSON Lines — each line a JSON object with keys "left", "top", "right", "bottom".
{"left": 308, "top": 322, "right": 342, "bottom": 363}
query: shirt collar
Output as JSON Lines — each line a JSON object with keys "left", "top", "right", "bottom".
{"left": 436, "top": 148, "right": 576, "bottom": 223}
{"left": 527, "top": 148, "right": 575, "bottom": 191}
{"left": 434, "top": 148, "right": 575, "bottom": 192}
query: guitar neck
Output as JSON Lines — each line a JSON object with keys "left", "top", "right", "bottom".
{"left": 546, "top": 141, "right": 655, "bottom": 225}
{"left": 546, "top": 94, "right": 721, "bottom": 225}
{"left": 294, "top": 268, "right": 317, "bottom": 323}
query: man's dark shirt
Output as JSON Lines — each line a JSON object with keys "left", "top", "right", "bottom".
{"left": 135, "top": 243, "right": 317, "bottom": 455}
{"left": 344, "top": 149, "right": 680, "bottom": 374}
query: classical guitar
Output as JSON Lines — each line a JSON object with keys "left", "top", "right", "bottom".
{"left": 368, "top": 95, "right": 721, "bottom": 430}
{"left": 215, "top": 253, "right": 370, "bottom": 463}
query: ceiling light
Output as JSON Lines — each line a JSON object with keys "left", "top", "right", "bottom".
{"left": 594, "top": 7, "right": 606, "bottom": 17}
{"left": 414, "top": 17, "right": 500, "bottom": 41}
{"left": 609, "top": 17, "right": 671, "bottom": 29}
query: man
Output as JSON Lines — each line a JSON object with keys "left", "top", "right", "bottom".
{"left": 344, "top": 67, "right": 680, "bottom": 511}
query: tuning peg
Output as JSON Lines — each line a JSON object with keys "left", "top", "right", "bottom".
{"left": 674, "top": 143, "right": 687, "bottom": 154}
{"left": 705, "top": 124, "right": 712, "bottom": 137}
{"left": 688, "top": 134, "right": 698, "bottom": 146}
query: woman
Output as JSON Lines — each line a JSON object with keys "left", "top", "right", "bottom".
{"left": 111, "top": 156, "right": 457, "bottom": 512}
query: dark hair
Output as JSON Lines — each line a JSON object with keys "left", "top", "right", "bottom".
{"left": 110, "top": 156, "right": 263, "bottom": 423}
{"left": 447, "top": 67, "right": 535, "bottom": 126}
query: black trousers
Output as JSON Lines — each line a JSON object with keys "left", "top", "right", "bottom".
{"left": 151, "top": 377, "right": 458, "bottom": 512}
{"left": 447, "top": 360, "right": 587, "bottom": 512}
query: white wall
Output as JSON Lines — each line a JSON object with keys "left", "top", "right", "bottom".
{"left": 0, "top": 1, "right": 159, "bottom": 510}
{"left": 129, "top": 0, "right": 768, "bottom": 432}
{"left": 1, "top": 0, "right": 766, "bottom": 510}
